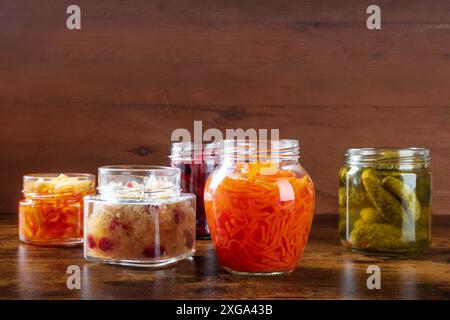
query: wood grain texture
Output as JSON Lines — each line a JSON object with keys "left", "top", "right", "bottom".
{"left": 1, "top": 1, "right": 450, "bottom": 214}
{"left": 0, "top": 214, "right": 449, "bottom": 299}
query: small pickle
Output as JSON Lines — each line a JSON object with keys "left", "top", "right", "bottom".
{"left": 338, "top": 206, "right": 360, "bottom": 237}
{"left": 361, "top": 168, "right": 406, "bottom": 226}
{"left": 415, "top": 172, "right": 431, "bottom": 202}
{"left": 339, "top": 186, "right": 372, "bottom": 208}
{"left": 338, "top": 187, "right": 346, "bottom": 207}
{"left": 349, "top": 221, "right": 411, "bottom": 251}
{"left": 339, "top": 167, "right": 348, "bottom": 185}
{"left": 417, "top": 206, "right": 432, "bottom": 229}
{"left": 381, "top": 176, "right": 421, "bottom": 221}
{"left": 360, "top": 207, "right": 384, "bottom": 224}
{"left": 375, "top": 150, "right": 401, "bottom": 171}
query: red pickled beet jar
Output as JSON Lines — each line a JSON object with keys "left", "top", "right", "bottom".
{"left": 170, "top": 142, "right": 220, "bottom": 239}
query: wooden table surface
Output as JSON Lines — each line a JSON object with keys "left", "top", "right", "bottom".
{"left": 0, "top": 214, "right": 449, "bottom": 300}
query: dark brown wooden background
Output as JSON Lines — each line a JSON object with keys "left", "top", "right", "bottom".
{"left": 1, "top": 1, "right": 450, "bottom": 215}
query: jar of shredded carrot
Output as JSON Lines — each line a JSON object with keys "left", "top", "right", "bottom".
{"left": 18, "top": 173, "right": 96, "bottom": 246}
{"left": 204, "top": 139, "right": 315, "bottom": 275}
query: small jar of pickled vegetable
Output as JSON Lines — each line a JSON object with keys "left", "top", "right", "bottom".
{"left": 170, "top": 142, "right": 220, "bottom": 239}
{"left": 18, "top": 173, "right": 96, "bottom": 246}
{"left": 204, "top": 140, "right": 315, "bottom": 275}
{"left": 84, "top": 166, "right": 196, "bottom": 268}
{"left": 339, "top": 148, "right": 432, "bottom": 256}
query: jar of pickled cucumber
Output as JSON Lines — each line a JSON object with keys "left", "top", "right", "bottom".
{"left": 338, "top": 148, "right": 432, "bottom": 256}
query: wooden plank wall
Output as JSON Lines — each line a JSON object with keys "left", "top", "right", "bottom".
{"left": 1, "top": 1, "right": 449, "bottom": 214}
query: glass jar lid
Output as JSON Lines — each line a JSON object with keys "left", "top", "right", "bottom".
{"left": 221, "top": 139, "right": 300, "bottom": 163}
{"left": 97, "top": 165, "right": 181, "bottom": 199}
{"left": 170, "top": 141, "right": 221, "bottom": 162}
{"left": 345, "top": 148, "right": 431, "bottom": 166}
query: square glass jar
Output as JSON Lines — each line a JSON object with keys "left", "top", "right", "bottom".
{"left": 84, "top": 166, "right": 196, "bottom": 268}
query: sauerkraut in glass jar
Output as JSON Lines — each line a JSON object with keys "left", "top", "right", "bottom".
{"left": 84, "top": 166, "right": 196, "bottom": 267}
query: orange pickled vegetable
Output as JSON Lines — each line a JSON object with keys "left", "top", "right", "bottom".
{"left": 204, "top": 162, "right": 315, "bottom": 274}
{"left": 18, "top": 174, "right": 95, "bottom": 246}
{"left": 19, "top": 195, "right": 83, "bottom": 242}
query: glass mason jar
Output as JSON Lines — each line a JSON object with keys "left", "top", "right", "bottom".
{"left": 204, "top": 140, "right": 315, "bottom": 275}
{"left": 170, "top": 142, "right": 220, "bottom": 239}
{"left": 18, "top": 173, "right": 96, "bottom": 246}
{"left": 338, "top": 148, "right": 432, "bottom": 256}
{"left": 84, "top": 166, "right": 196, "bottom": 267}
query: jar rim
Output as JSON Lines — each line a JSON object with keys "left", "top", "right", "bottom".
{"left": 22, "top": 173, "right": 95, "bottom": 198}
{"left": 99, "top": 165, "right": 179, "bottom": 174}
{"left": 345, "top": 147, "right": 430, "bottom": 164}
{"left": 170, "top": 141, "right": 221, "bottom": 148}
{"left": 97, "top": 165, "right": 181, "bottom": 198}
{"left": 221, "top": 139, "right": 300, "bottom": 162}
{"left": 170, "top": 141, "right": 221, "bottom": 161}
{"left": 98, "top": 164, "right": 179, "bottom": 172}
{"left": 222, "top": 139, "right": 299, "bottom": 145}
{"left": 24, "top": 173, "right": 95, "bottom": 180}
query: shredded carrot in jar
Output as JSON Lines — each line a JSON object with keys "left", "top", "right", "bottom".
{"left": 204, "top": 162, "right": 315, "bottom": 273}
{"left": 19, "top": 194, "right": 85, "bottom": 241}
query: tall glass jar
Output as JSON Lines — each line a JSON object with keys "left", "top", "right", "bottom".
{"left": 18, "top": 173, "right": 96, "bottom": 246}
{"left": 170, "top": 142, "right": 220, "bottom": 239}
{"left": 84, "top": 166, "right": 196, "bottom": 267}
{"left": 338, "top": 148, "right": 432, "bottom": 256}
{"left": 204, "top": 140, "right": 315, "bottom": 275}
